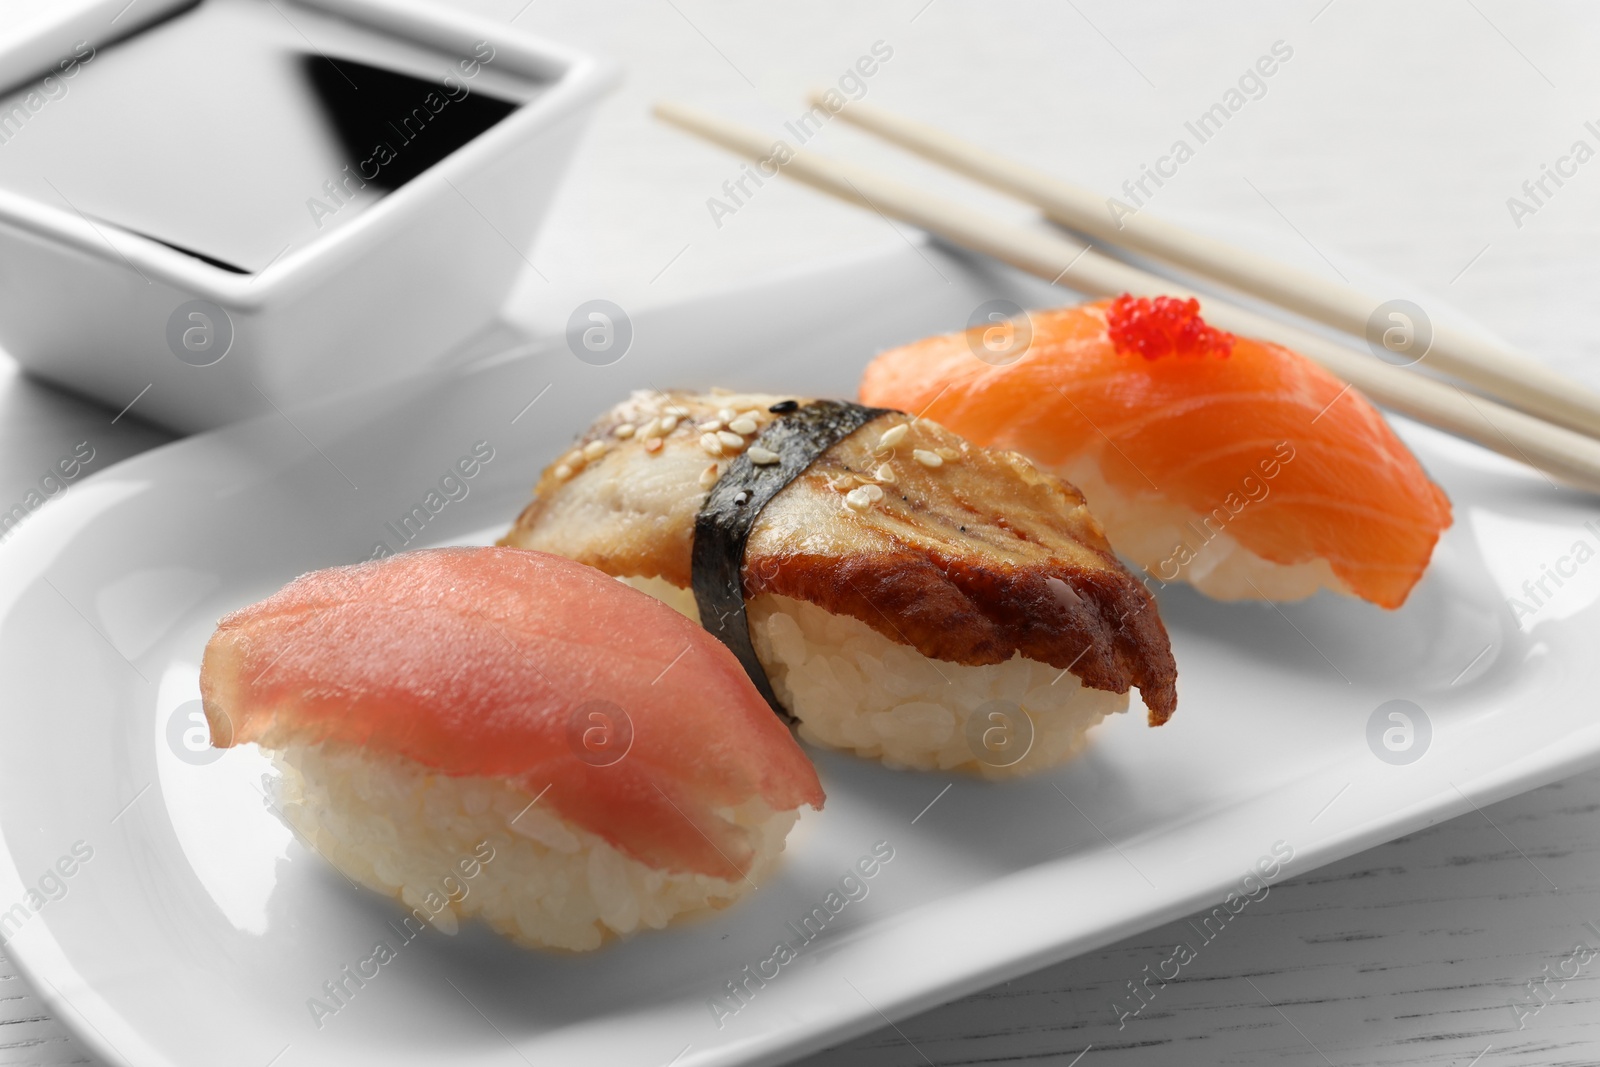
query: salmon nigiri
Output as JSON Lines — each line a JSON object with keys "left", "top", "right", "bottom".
{"left": 200, "top": 546, "right": 823, "bottom": 951}
{"left": 860, "top": 296, "right": 1452, "bottom": 609}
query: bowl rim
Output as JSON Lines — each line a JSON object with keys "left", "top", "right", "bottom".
{"left": 0, "top": 0, "right": 620, "bottom": 310}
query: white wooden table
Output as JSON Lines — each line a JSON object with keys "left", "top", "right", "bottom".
{"left": 2, "top": 1, "right": 1598, "bottom": 1063}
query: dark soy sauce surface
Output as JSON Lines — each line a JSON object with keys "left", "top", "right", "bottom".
{"left": 304, "top": 55, "right": 516, "bottom": 194}
{"left": 0, "top": 0, "right": 528, "bottom": 273}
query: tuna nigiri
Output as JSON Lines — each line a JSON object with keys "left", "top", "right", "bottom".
{"left": 860, "top": 296, "right": 1453, "bottom": 609}
{"left": 200, "top": 546, "right": 823, "bottom": 952}
{"left": 502, "top": 391, "right": 1177, "bottom": 778}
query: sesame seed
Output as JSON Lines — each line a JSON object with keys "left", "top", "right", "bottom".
{"left": 659, "top": 415, "right": 679, "bottom": 434}
{"left": 913, "top": 449, "right": 943, "bottom": 468}
{"left": 561, "top": 451, "right": 585, "bottom": 469}
{"left": 645, "top": 438, "right": 664, "bottom": 453}
{"left": 845, "top": 487, "right": 874, "bottom": 511}
{"left": 697, "top": 419, "right": 724, "bottom": 433}
{"left": 582, "top": 439, "right": 606, "bottom": 460}
{"left": 700, "top": 433, "right": 723, "bottom": 456}
{"left": 717, "top": 408, "right": 736, "bottom": 423}
{"left": 874, "top": 463, "right": 896, "bottom": 484}
{"left": 614, "top": 423, "right": 636, "bottom": 439}
{"left": 748, "top": 446, "right": 780, "bottom": 465}
{"left": 553, "top": 464, "right": 573, "bottom": 480}
{"left": 717, "top": 430, "right": 745, "bottom": 451}
{"left": 728, "top": 416, "right": 758, "bottom": 436}
{"left": 878, "top": 424, "right": 909, "bottom": 449}
{"left": 829, "top": 475, "right": 856, "bottom": 492}
{"left": 699, "top": 464, "right": 720, "bottom": 488}
{"left": 639, "top": 418, "right": 663, "bottom": 439}
{"left": 860, "top": 483, "right": 884, "bottom": 502}
{"left": 768, "top": 399, "right": 799, "bottom": 413}
{"left": 733, "top": 490, "right": 752, "bottom": 506}
{"left": 664, "top": 405, "right": 690, "bottom": 417}
{"left": 936, "top": 447, "right": 960, "bottom": 462}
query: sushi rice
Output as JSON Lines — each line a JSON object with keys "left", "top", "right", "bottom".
{"left": 1059, "top": 457, "right": 1349, "bottom": 603}
{"left": 625, "top": 577, "right": 1128, "bottom": 779}
{"left": 272, "top": 739, "right": 797, "bottom": 952}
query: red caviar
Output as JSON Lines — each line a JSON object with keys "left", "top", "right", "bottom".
{"left": 1106, "top": 294, "right": 1234, "bottom": 360}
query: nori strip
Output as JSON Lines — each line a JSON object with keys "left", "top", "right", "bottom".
{"left": 691, "top": 399, "right": 891, "bottom": 718}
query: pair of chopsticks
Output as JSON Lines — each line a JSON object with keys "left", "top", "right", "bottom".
{"left": 653, "top": 96, "right": 1600, "bottom": 495}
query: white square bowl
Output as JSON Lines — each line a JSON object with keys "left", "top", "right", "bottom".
{"left": 0, "top": 0, "right": 617, "bottom": 432}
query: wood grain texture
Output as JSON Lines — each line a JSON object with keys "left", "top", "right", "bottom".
{"left": 0, "top": 958, "right": 90, "bottom": 1066}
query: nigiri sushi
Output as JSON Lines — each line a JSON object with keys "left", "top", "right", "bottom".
{"left": 860, "top": 295, "right": 1453, "bottom": 609}
{"left": 500, "top": 392, "right": 1177, "bottom": 778}
{"left": 200, "top": 546, "right": 823, "bottom": 952}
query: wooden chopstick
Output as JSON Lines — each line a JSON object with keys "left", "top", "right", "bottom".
{"left": 812, "top": 94, "right": 1600, "bottom": 441}
{"left": 653, "top": 100, "right": 1600, "bottom": 495}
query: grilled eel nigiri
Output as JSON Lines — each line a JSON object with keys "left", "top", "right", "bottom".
{"left": 502, "top": 391, "right": 1177, "bottom": 777}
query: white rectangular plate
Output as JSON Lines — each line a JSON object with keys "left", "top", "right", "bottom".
{"left": 1, "top": 245, "right": 1597, "bottom": 1067}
